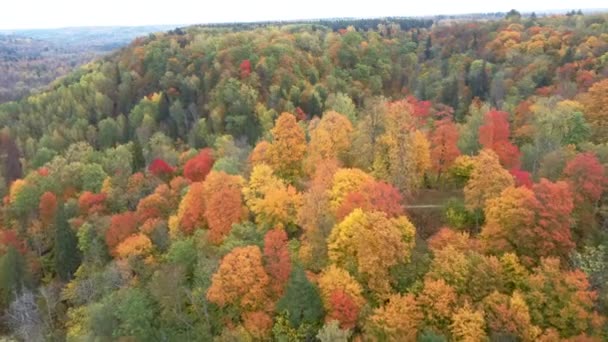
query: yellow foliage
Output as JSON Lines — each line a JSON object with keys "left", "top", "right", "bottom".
{"left": 8, "top": 179, "right": 26, "bottom": 203}
{"left": 328, "top": 168, "right": 373, "bottom": 212}
{"left": 328, "top": 209, "right": 415, "bottom": 297}
{"left": 318, "top": 265, "right": 366, "bottom": 309}
{"left": 244, "top": 164, "right": 301, "bottom": 229}
{"left": 115, "top": 233, "right": 153, "bottom": 259}
{"left": 450, "top": 303, "right": 487, "bottom": 342}
{"left": 464, "top": 149, "right": 514, "bottom": 210}
{"left": 366, "top": 293, "right": 423, "bottom": 341}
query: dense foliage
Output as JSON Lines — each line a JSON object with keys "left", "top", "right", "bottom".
{"left": 1, "top": 11, "right": 608, "bottom": 341}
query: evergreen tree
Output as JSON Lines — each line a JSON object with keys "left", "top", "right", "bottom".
{"left": 54, "top": 203, "right": 81, "bottom": 281}
{"left": 276, "top": 266, "right": 324, "bottom": 328}
{"left": 131, "top": 139, "right": 146, "bottom": 173}
{"left": 2, "top": 134, "right": 22, "bottom": 187}
{"left": 0, "top": 246, "right": 27, "bottom": 307}
{"left": 424, "top": 36, "right": 433, "bottom": 60}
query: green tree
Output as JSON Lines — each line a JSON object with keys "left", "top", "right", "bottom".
{"left": 0, "top": 246, "right": 27, "bottom": 308}
{"left": 276, "top": 266, "right": 324, "bottom": 328}
{"left": 54, "top": 203, "right": 81, "bottom": 281}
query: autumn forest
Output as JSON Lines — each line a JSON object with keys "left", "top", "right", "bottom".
{"left": 0, "top": 10, "right": 608, "bottom": 341}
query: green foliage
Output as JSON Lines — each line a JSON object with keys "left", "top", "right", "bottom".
{"left": 276, "top": 266, "right": 324, "bottom": 328}
{"left": 54, "top": 203, "right": 81, "bottom": 281}
{"left": 114, "top": 288, "right": 158, "bottom": 340}
{"left": 0, "top": 246, "right": 28, "bottom": 308}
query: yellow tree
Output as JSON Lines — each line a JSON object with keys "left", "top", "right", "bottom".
{"left": 411, "top": 130, "right": 432, "bottom": 181}
{"left": 266, "top": 112, "right": 307, "bottom": 182}
{"left": 581, "top": 79, "right": 608, "bottom": 142}
{"left": 464, "top": 149, "right": 514, "bottom": 211}
{"left": 450, "top": 303, "right": 487, "bottom": 342}
{"left": 305, "top": 111, "right": 353, "bottom": 175}
{"left": 365, "top": 293, "right": 423, "bottom": 341}
{"left": 328, "top": 209, "right": 415, "bottom": 297}
{"left": 417, "top": 278, "right": 458, "bottom": 333}
{"left": 243, "top": 164, "right": 301, "bottom": 230}
{"left": 328, "top": 168, "right": 373, "bottom": 212}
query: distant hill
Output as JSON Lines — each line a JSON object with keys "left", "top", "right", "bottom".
{"left": 0, "top": 25, "right": 176, "bottom": 103}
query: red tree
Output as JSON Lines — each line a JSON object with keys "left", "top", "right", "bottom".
{"left": 532, "top": 179, "right": 575, "bottom": 260}
{"left": 0, "top": 230, "right": 26, "bottom": 254}
{"left": 336, "top": 180, "right": 404, "bottom": 221}
{"left": 263, "top": 227, "right": 291, "bottom": 296}
{"left": 183, "top": 148, "right": 214, "bottom": 182}
{"left": 327, "top": 289, "right": 360, "bottom": 329}
{"left": 479, "top": 110, "right": 521, "bottom": 169}
{"left": 106, "top": 212, "right": 139, "bottom": 252}
{"left": 148, "top": 158, "right": 175, "bottom": 177}
{"left": 563, "top": 152, "right": 605, "bottom": 206}
{"left": 510, "top": 169, "right": 533, "bottom": 189}
{"left": 240, "top": 59, "right": 252, "bottom": 79}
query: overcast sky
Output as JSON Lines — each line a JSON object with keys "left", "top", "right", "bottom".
{"left": 1, "top": 0, "right": 607, "bottom": 30}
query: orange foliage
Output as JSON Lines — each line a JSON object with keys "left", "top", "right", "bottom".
{"left": 207, "top": 246, "right": 271, "bottom": 311}
{"left": 136, "top": 193, "right": 170, "bottom": 222}
{"left": 38, "top": 191, "right": 57, "bottom": 225}
{"left": 263, "top": 227, "right": 291, "bottom": 296}
{"left": 430, "top": 118, "right": 461, "bottom": 176}
{"left": 78, "top": 191, "right": 107, "bottom": 216}
{"left": 202, "top": 171, "right": 246, "bottom": 244}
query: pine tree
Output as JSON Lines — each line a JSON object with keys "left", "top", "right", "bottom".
{"left": 0, "top": 245, "right": 27, "bottom": 307}
{"left": 54, "top": 203, "right": 81, "bottom": 281}
{"left": 131, "top": 139, "right": 146, "bottom": 173}
{"left": 276, "top": 266, "right": 324, "bottom": 328}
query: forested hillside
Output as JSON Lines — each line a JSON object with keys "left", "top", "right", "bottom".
{"left": 0, "top": 11, "right": 608, "bottom": 341}
{"left": 0, "top": 26, "right": 174, "bottom": 103}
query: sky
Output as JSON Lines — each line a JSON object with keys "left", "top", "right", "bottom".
{"left": 1, "top": 0, "right": 607, "bottom": 30}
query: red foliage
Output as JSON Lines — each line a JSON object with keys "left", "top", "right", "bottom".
{"left": 295, "top": 107, "right": 307, "bottom": 121}
{"left": 479, "top": 110, "right": 521, "bottom": 169}
{"left": 563, "top": 152, "right": 605, "bottom": 205}
{"left": 327, "top": 289, "right": 360, "bottom": 329}
{"left": 532, "top": 179, "right": 575, "bottom": 259}
{"left": 37, "top": 167, "right": 49, "bottom": 177}
{"left": 336, "top": 180, "right": 404, "bottom": 221}
{"left": 240, "top": 59, "right": 252, "bottom": 79}
{"left": 39, "top": 191, "right": 58, "bottom": 225}
{"left": 105, "top": 212, "right": 139, "bottom": 251}
{"left": 430, "top": 119, "right": 461, "bottom": 175}
{"left": 78, "top": 191, "right": 107, "bottom": 215}
{"left": 148, "top": 158, "right": 175, "bottom": 177}
{"left": 0, "top": 230, "right": 26, "bottom": 254}
{"left": 407, "top": 95, "right": 432, "bottom": 121}
{"left": 263, "top": 227, "right": 291, "bottom": 296}
{"left": 510, "top": 168, "right": 533, "bottom": 189}
{"left": 183, "top": 149, "right": 214, "bottom": 182}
